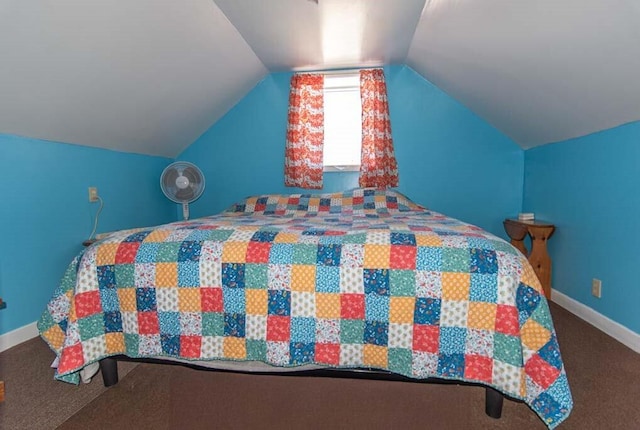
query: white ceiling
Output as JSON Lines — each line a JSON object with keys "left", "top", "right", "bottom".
{"left": 0, "top": 0, "right": 638, "bottom": 157}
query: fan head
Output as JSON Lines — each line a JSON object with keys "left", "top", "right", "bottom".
{"left": 160, "top": 162, "right": 205, "bottom": 219}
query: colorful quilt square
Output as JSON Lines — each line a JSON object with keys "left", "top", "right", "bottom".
{"left": 222, "top": 241, "right": 248, "bottom": 263}
{"left": 470, "top": 248, "right": 498, "bottom": 274}
{"left": 267, "top": 315, "right": 291, "bottom": 342}
{"left": 245, "top": 264, "right": 267, "bottom": 289}
{"left": 246, "top": 289, "right": 267, "bottom": 315}
{"left": 388, "top": 322, "right": 412, "bottom": 349}
{"left": 315, "top": 343, "right": 340, "bottom": 365}
{"left": 516, "top": 284, "right": 542, "bottom": 324}
{"left": 223, "top": 287, "right": 246, "bottom": 314}
{"left": 390, "top": 232, "right": 416, "bottom": 246}
{"left": 290, "top": 310, "right": 316, "bottom": 341}
{"left": 364, "top": 321, "right": 388, "bottom": 346}
{"left": 495, "top": 304, "right": 519, "bottom": 335}
{"left": 526, "top": 354, "right": 562, "bottom": 389}
{"left": 222, "top": 263, "right": 245, "bottom": 288}
{"left": 438, "top": 353, "right": 465, "bottom": 378}
{"left": 291, "top": 265, "right": 316, "bottom": 292}
{"left": 268, "top": 290, "right": 291, "bottom": 316}
{"left": 114, "top": 264, "right": 135, "bottom": 287}
{"left": 363, "top": 268, "right": 390, "bottom": 295}
{"left": 178, "top": 261, "right": 199, "bottom": 287}
{"left": 531, "top": 393, "right": 567, "bottom": 427}
{"left": 292, "top": 244, "right": 318, "bottom": 264}
{"left": 103, "top": 311, "right": 123, "bottom": 333}
{"left": 200, "top": 287, "right": 223, "bottom": 313}
{"left": 363, "top": 344, "right": 388, "bottom": 367}
{"left": 269, "top": 243, "right": 294, "bottom": 264}
{"left": 246, "top": 242, "right": 271, "bottom": 263}
{"left": 390, "top": 245, "right": 417, "bottom": 269}
{"left": 315, "top": 318, "right": 340, "bottom": 343}
{"left": 202, "top": 312, "right": 224, "bottom": 337}
{"left": 138, "top": 311, "right": 159, "bottom": 335}
{"left": 135, "top": 243, "right": 159, "bottom": 263}
{"left": 97, "top": 265, "right": 116, "bottom": 290}
{"left": 75, "top": 291, "right": 102, "bottom": 318}
{"left": 251, "top": 231, "right": 278, "bottom": 242}
{"left": 156, "top": 242, "right": 181, "bottom": 262}
{"left": 115, "top": 242, "right": 140, "bottom": 264}
{"left": 365, "top": 294, "right": 389, "bottom": 321}
{"left": 415, "top": 270, "right": 442, "bottom": 298}
{"left": 465, "top": 328, "right": 494, "bottom": 357}
{"left": 494, "top": 333, "right": 523, "bottom": 366}
{"left": 390, "top": 270, "right": 415, "bottom": 296}
{"left": 223, "top": 336, "right": 247, "bottom": 359}
{"left": 267, "top": 264, "right": 292, "bottom": 290}
{"left": 180, "top": 335, "right": 202, "bottom": 358}
{"left": 340, "top": 319, "right": 364, "bottom": 344}
{"left": 158, "top": 311, "right": 180, "bottom": 335}
{"left": 416, "top": 247, "right": 442, "bottom": 271}
{"left": 538, "top": 335, "right": 563, "bottom": 370}
{"left": 317, "top": 244, "right": 342, "bottom": 266}
{"left": 389, "top": 297, "right": 415, "bottom": 324}
{"left": 441, "top": 272, "right": 470, "bottom": 300}
{"left": 441, "top": 248, "right": 470, "bottom": 272}
{"left": 179, "top": 312, "right": 202, "bottom": 336}
{"left": 316, "top": 293, "right": 340, "bottom": 319}
{"left": 413, "top": 324, "right": 439, "bottom": 353}
{"left": 290, "top": 342, "right": 315, "bottom": 365}
{"left": 388, "top": 348, "right": 412, "bottom": 375}
{"left": 291, "top": 292, "right": 315, "bottom": 317}
{"left": 363, "top": 244, "right": 390, "bottom": 267}
{"left": 439, "top": 326, "right": 467, "bottom": 354}
{"left": 414, "top": 297, "right": 441, "bottom": 325}
{"left": 178, "top": 241, "right": 202, "bottom": 262}
{"left": 155, "top": 262, "right": 178, "bottom": 287}
{"left": 105, "top": 332, "right": 125, "bottom": 354}
{"left": 99, "top": 288, "right": 120, "bottom": 312}
{"left": 464, "top": 354, "right": 493, "bottom": 383}
{"left": 246, "top": 339, "right": 267, "bottom": 360}
{"left": 78, "top": 314, "right": 105, "bottom": 340}
{"left": 340, "top": 294, "right": 365, "bottom": 319}
{"left": 340, "top": 244, "right": 364, "bottom": 267}
{"left": 315, "top": 266, "right": 340, "bottom": 293}
{"left": 224, "top": 313, "right": 246, "bottom": 338}
{"left": 470, "top": 274, "right": 498, "bottom": 302}
{"left": 161, "top": 334, "right": 180, "bottom": 355}
{"left": 468, "top": 302, "right": 497, "bottom": 330}
{"left": 136, "top": 287, "right": 157, "bottom": 311}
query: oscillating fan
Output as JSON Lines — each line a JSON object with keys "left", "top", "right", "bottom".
{"left": 160, "top": 161, "right": 205, "bottom": 220}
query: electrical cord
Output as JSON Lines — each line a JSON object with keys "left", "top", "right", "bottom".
{"left": 89, "top": 196, "right": 104, "bottom": 240}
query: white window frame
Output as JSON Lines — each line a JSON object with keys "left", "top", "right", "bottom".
{"left": 322, "top": 73, "right": 362, "bottom": 172}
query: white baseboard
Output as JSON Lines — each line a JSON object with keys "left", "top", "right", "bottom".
{"left": 0, "top": 321, "right": 39, "bottom": 353}
{"left": 551, "top": 289, "right": 640, "bottom": 354}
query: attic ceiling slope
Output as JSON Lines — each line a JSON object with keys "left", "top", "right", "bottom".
{"left": 214, "top": 0, "right": 426, "bottom": 71}
{"left": 408, "top": 0, "right": 640, "bottom": 148}
{"left": 0, "top": 0, "right": 267, "bottom": 157}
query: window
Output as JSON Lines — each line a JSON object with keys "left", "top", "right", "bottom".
{"left": 322, "top": 74, "right": 361, "bottom": 172}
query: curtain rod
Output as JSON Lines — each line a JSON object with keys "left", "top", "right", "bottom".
{"left": 295, "top": 66, "right": 382, "bottom": 76}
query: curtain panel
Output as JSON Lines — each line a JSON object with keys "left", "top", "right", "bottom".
{"left": 284, "top": 74, "right": 325, "bottom": 189}
{"left": 359, "top": 69, "right": 399, "bottom": 188}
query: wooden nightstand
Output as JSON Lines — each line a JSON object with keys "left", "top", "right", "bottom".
{"left": 503, "top": 219, "right": 555, "bottom": 299}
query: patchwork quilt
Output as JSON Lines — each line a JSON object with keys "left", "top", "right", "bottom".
{"left": 39, "top": 188, "right": 572, "bottom": 428}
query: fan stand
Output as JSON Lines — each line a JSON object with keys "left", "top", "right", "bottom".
{"left": 182, "top": 202, "right": 190, "bottom": 220}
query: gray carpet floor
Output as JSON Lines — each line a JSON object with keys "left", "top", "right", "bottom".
{"left": 1, "top": 303, "right": 639, "bottom": 429}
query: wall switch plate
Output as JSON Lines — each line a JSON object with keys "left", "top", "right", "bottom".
{"left": 88, "top": 187, "right": 99, "bottom": 202}
{"left": 591, "top": 278, "right": 602, "bottom": 298}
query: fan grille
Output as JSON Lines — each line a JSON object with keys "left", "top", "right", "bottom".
{"left": 160, "top": 162, "right": 205, "bottom": 205}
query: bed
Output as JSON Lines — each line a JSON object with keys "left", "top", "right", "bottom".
{"left": 38, "top": 188, "right": 572, "bottom": 428}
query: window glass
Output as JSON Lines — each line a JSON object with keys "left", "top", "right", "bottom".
{"left": 323, "top": 74, "right": 361, "bottom": 171}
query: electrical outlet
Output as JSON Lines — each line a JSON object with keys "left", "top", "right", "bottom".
{"left": 88, "top": 187, "right": 99, "bottom": 202}
{"left": 591, "top": 278, "right": 602, "bottom": 298}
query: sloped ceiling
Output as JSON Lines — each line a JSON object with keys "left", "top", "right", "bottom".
{"left": 0, "top": 0, "right": 638, "bottom": 157}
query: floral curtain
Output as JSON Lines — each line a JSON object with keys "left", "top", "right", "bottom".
{"left": 359, "top": 69, "right": 399, "bottom": 188}
{"left": 284, "top": 73, "right": 325, "bottom": 189}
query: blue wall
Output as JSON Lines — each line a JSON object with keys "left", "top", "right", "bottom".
{"left": 524, "top": 121, "right": 640, "bottom": 333}
{"left": 179, "top": 65, "right": 523, "bottom": 237}
{"left": 0, "top": 134, "right": 176, "bottom": 335}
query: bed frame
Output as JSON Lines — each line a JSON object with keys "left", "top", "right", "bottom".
{"left": 99, "top": 356, "right": 506, "bottom": 419}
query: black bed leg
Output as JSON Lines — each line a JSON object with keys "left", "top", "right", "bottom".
{"left": 99, "top": 357, "right": 119, "bottom": 387}
{"left": 485, "top": 387, "right": 504, "bottom": 419}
